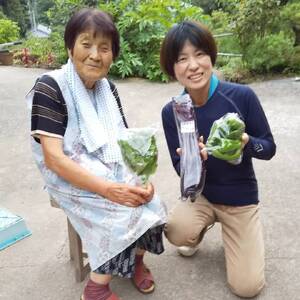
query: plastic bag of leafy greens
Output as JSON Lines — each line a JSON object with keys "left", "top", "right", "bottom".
{"left": 172, "top": 94, "right": 206, "bottom": 202}
{"left": 118, "top": 127, "right": 158, "bottom": 185}
{"left": 206, "top": 113, "right": 245, "bottom": 165}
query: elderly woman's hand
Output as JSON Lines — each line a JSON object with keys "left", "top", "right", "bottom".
{"left": 104, "top": 182, "right": 154, "bottom": 207}
{"left": 144, "top": 182, "right": 154, "bottom": 202}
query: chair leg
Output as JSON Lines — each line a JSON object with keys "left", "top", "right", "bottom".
{"left": 67, "top": 218, "right": 90, "bottom": 282}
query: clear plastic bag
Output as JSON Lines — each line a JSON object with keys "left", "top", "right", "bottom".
{"left": 206, "top": 113, "right": 245, "bottom": 165}
{"left": 172, "top": 94, "right": 206, "bottom": 202}
{"left": 118, "top": 127, "right": 158, "bottom": 185}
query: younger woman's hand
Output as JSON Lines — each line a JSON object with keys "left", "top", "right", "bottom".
{"left": 199, "top": 136, "right": 208, "bottom": 161}
{"left": 176, "top": 135, "right": 208, "bottom": 161}
{"left": 241, "top": 133, "right": 249, "bottom": 149}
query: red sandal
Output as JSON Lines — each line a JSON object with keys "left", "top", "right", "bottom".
{"left": 132, "top": 256, "right": 155, "bottom": 294}
{"left": 80, "top": 279, "right": 120, "bottom": 300}
{"left": 81, "top": 295, "right": 119, "bottom": 300}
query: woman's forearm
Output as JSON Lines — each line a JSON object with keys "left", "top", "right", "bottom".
{"left": 45, "top": 152, "right": 110, "bottom": 196}
{"left": 40, "top": 136, "right": 110, "bottom": 197}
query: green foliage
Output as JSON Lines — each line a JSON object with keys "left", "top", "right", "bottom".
{"left": 36, "top": 0, "right": 55, "bottom": 26}
{"left": 0, "top": 0, "right": 30, "bottom": 36}
{"left": 109, "top": 36, "right": 143, "bottom": 78}
{"left": 3, "top": 0, "right": 299, "bottom": 80}
{"left": 218, "top": 57, "right": 249, "bottom": 83}
{"left": 288, "top": 46, "right": 300, "bottom": 72}
{"left": 186, "top": 0, "right": 219, "bottom": 15}
{"left": 210, "top": 10, "right": 241, "bottom": 56}
{"left": 281, "top": 1, "right": 300, "bottom": 26}
{"left": 281, "top": 1, "right": 300, "bottom": 46}
{"left": 47, "top": 0, "right": 99, "bottom": 32}
{"left": 15, "top": 33, "right": 67, "bottom": 67}
{"left": 210, "top": 10, "right": 230, "bottom": 32}
{"left": 0, "top": 7, "right": 6, "bottom": 19}
{"left": 100, "top": 0, "right": 207, "bottom": 81}
{"left": 223, "top": 0, "right": 281, "bottom": 51}
{"left": 0, "top": 18, "right": 20, "bottom": 43}
{"left": 213, "top": 0, "right": 300, "bottom": 76}
{"left": 49, "top": 31, "right": 68, "bottom": 64}
{"left": 20, "top": 35, "right": 53, "bottom": 64}
{"left": 245, "top": 31, "right": 295, "bottom": 72}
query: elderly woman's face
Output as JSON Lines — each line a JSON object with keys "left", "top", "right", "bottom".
{"left": 69, "top": 30, "right": 113, "bottom": 88}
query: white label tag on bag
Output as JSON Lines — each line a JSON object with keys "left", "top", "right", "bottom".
{"left": 181, "top": 121, "right": 195, "bottom": 133}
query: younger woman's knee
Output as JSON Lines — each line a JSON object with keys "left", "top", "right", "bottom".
{"left": 228, "top": 276, "right": 265, "bottom": 298}
{"left": 164, "top": 222, "right": 200, "bottom": 247}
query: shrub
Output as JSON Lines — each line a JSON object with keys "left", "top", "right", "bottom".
{"left": 218, "top": 0, "right": 281, "bottom": 52}
{"left": 218, "top": 57, "right": 249, "bottom": 83}
{"left": 13, "top": 33, "right": 67, "bottom": 68}
{"left": 244, "top": 31, "right": 294, "bottom": 73}
{"left": 0, "top": 18, "right": 20, "bottom": 44}
{"left": 19, "top": 35, "right": 53, "bottom": 65}
{"left": 288, "top": 45, "right": 300, "bottom": 72}
{"left": 49, "top": 31, "right": 68, "bottom": 65}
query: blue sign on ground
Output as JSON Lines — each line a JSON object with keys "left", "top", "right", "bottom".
{"left": 0, "top": 207, "right": 31, "bottom": 250}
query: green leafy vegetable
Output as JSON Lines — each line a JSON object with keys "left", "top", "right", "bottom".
{"left": 206, "top": 113, "right": 245, "bottom": 162}
{"left": 118, "top": 136, "right": 158, "bottom": 184}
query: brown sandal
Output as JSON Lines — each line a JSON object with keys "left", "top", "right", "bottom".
{"left": 132, "top": 262, "right": 155, "bottom": 294}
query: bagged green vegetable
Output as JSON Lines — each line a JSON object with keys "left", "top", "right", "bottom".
{"left": 118, "top": 127, "right": 158, "bottom": 185}
{"left": 206, "top": 113, "right": 245, "bottom": 164}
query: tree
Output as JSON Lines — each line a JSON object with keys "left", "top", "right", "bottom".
{"left": 84, "top": 0, "right": 98, "bottom": 5}
{"left": 47, "top": 0, "right": 100, "bottom": 31}
{"left": 0, "top": 7, "right": 6, "bottom": 19}
{"left": 36, "top": 0, "right": 55, "bottom": 25}
{"left": 281, "top": 1, "right": 300, "bottom": 46}
{"left": 188, "top": 0, "right": 219, "bottom": 15}
{"left": 217, "top": 0, "right": 281, "bottom": 50}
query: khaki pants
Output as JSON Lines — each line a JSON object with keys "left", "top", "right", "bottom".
{"left": 165, "top": 195, "right": 265, "bottom": 298}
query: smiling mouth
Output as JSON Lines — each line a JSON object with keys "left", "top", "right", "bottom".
{"left": 87, "top": 65, "right": 101, "bottom": 69}
{"left": 188, "top": 72, "right": 204, "bottom": 81}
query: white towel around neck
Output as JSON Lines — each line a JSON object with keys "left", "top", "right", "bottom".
{"left": 63, "top": 59, "right": 123, "bottom": 163}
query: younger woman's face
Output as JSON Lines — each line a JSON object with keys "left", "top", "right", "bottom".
{"left": 174, "top": 40, "right": 213, "bottom": 95}
{"left": 68, "top": 30, "right": 113, "bottom": 89}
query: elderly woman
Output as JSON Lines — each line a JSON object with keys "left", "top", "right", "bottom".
{"left": 160, "top": 21, "right": 276, "bottom": 298}
{"left": 27, "top": 8, "right": 166, "bottom": 300}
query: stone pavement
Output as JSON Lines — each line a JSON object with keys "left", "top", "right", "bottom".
{"left": 0, "top": 66, "right": 299, "bottom": 300}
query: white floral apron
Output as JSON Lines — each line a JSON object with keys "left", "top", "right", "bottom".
{"left": 27, "top": 67, "right": 167, "bottom": 271}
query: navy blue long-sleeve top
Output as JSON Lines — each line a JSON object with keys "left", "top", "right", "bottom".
{"left": 162, "top": 81, "right": 276, "bottom": 206}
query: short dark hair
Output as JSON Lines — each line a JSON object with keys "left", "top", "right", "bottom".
{"left": 64, "top": 8, "right": 120, "bottom": 60}
{"left": 160, "top": 21, "right": 217, "bottom": 78}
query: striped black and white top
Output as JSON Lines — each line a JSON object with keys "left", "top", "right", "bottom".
{"left": 31, "top": 75, "right": 128, "bottom": 143}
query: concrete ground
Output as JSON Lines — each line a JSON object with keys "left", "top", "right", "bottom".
{"left": 0, "top": 66, "right": 299, "bottom": 300}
